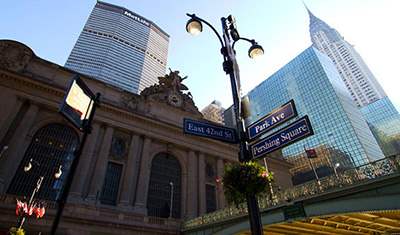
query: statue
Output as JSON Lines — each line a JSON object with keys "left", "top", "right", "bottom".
{"left": 157, "top": 69, "right": 188, "bottom": 93}
{"left": 138, "top": 69, "right": 201, "bottom": 114}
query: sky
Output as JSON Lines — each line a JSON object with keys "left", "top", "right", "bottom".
{"left": 1, "top": 0, "right": 399, "bottom": 111}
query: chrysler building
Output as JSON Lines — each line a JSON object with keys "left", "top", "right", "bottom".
{"left": 307, "top": 7, "right": 386, "bottom": 107}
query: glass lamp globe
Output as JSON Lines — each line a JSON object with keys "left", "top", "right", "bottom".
{"left": 186, "top": 18, "right": 203, "bottom": 36}
{"left": 248, "top": 44, "right": 264, "bottom": 59}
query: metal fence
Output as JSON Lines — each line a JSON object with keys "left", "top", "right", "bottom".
{"left": 183, "top": 155, "right": 400, "bottom": 230}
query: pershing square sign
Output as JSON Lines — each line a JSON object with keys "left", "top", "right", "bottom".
{"left": 249, "top": 116, "right": 314, "bottom": 159}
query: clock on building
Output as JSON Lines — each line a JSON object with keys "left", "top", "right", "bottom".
{"left": 167, "top": 92, "right": 183, "bottom": 107}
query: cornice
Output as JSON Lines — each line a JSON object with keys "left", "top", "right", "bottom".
{"left": 0, "top": 70, "right": 237, "bottom": 159}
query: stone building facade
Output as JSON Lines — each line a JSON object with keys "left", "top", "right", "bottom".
{"left": 0, "top": 40, "right": 292, "bottom": 234}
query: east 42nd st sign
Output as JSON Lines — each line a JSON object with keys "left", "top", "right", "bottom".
{"left": 183, "top": 118, "right": 238, "bottom": 144}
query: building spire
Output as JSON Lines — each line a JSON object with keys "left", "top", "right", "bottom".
{"left": 303, "top": 2, "right": 319, "bottom": 26}
{"left": 303, "top": 1, "right": 312, "bottom": 15}
{"left": 305, "top": 4, "right": 342, "bottom": 43}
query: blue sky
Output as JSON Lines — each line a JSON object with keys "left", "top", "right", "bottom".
{"left": 1, "top": 0, "right": 399, "bottom": 111}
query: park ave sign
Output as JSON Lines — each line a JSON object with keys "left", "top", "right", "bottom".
{"left": 247, "top": 100, "right": 297, "bottom": 141}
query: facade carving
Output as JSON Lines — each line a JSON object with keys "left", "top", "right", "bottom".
{"left": 0, "top": 40, "right": 292, "bottom": 234}
{"left": 120, "top": 70, "right": 201, "bottom": 117}
{"left": 0, "top": 40, "right": 33, "bottom": 73}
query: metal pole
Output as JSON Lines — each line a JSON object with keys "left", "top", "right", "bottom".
{"left": 347, "top": 151, "right": 361, "bottom": 180}
{"left": 307, "top": 155, "right": 321, "bottom": 187}
{"left": 0, "top": 145, "right": 8, "bottom": 159}
{"left": 333, "top": 165, "right": 339, "bottom": 178}
{"left": 221, "top": 17, "right": 262, "bottom": 235}
{"left": 50, "top": 93, "right": 100, "bottom": 235}
{"left": 263, "top": 158, "right": 275, "bottom": 199}
{"left": 169, "top": 182, "right": 174, "bottom": 218}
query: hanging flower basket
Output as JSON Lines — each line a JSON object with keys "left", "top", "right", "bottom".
{"left": 222, "top": 161, "right": 273, "bottom": 207}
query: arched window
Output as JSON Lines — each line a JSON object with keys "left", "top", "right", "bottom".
{"left": 8, "top": 123, "right": 79, "bottom": 201}
{"left": 147, "top": 153, "right": 181, "bottom": 218}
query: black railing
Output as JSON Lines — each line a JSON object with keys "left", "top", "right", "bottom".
{"left": 183, "top": 155, "right": 400, "bottom": 229}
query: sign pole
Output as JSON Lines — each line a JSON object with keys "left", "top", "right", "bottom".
{"left": 51, "top": 92, "right": 100, "bottom": 235}
{"left": 304, "top": 147, "right": 321, "bottom": 188}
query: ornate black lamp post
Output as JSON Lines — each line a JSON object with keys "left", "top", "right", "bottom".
{"left": 186, "top": 13, "right": 264, "bottom": 235}
{"left": 51, "top": 76, "right": 101, "bottom": 235}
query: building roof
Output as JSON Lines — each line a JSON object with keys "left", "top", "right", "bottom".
{"left": 96, "top": 0, "right": 170, "bottom": 37}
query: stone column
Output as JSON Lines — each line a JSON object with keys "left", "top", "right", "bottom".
{"left": 87, "top": 125, "right": 114, "bottom": 201}
{"left": 0, "top": 97, "right": 23, "bottom": 142}
{"left": 0, "top": 103, "right": 39, "bottom": 193}
{"left": 216, "top": 158, "right": 226, "bottom": 209}
{"left": 118, "top": 134, "right": 141, "bottom": 207}
{"left": 133, "top": 137, "right": 152, "bottom": 214}
{"left": 69, "top": 122, "right": 101, "bottom": 200}
{"left": 198, "top": 153, "right": 206, "bottom": 215}
{"left": 186, "top": 150, "right": 198, "bottom": 218}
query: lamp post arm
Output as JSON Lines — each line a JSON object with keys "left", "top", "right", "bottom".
{"left": 186, "top": 13, "right": 225, "bottom": 52}
{"left": 232, "top": 37, "right": 256, "bottom": 50}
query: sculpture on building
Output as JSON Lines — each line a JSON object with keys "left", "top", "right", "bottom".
{"left": 139, "top": 69, "right": 201, "bottom": 115}
{"left": 0, "top": 40, "right": 33, "bottom": 73}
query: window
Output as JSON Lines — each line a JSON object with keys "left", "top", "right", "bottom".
{"left": 8, "top": 124, "right": 79, "bottom": 201}
{"left": 110, "top": 131, "right": 130, "bottom": 160}
{"left": 100, "top": 162, "right": 122, "bottom": 205}
{"left": 206, "top": 163, "right": 215, "bottom": 178}
{"left": 147, "top": 153, "right": 181, "bottom": 218}
{"left": 206, "top": 184, "right": 217, "bottom": 213}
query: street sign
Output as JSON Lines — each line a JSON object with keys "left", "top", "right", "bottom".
{"left": 247, "top": 100, "right": 297, "bottom": 141}
{"left": 250, "top": 116, "right": 313, "bottom": 159}
{"left": 183, "top": 118, "right": 237, "bottom": 144}
{"left": 59, "top": 75, "right": 96, "bottom": 131}
{"left": 283, "top": 202, "right": 306, "bottom": 220}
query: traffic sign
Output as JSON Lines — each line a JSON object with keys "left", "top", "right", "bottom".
{"left": 250, "top": 116, "right": 313, "bottom": 159}
{"left": 183, "top": 118, "right": 237, "bottom": 144}
{"left": 247, "top": 100, "right": 297, "bottom": 141}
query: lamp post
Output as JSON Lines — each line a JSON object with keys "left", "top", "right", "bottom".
{"left": 186, "top": 13, "right": 264, "bottom": 235}
{"left": 0, "top": 145, "right": 8, "bottom": 159}
{"left": 333, "top": 162, "right": 340, "bottom": 178}
{"left": 16, "top": 158, "right": 63, "bottom": 230}
{"left": 51, "top": 92, "right": 101, "bottom": 235}
{"left": 169, "top": 182, "right": 174, "bottom": 218}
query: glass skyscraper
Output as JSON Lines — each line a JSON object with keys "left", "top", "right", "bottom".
{"left": 361, "top": 97, "right": 400, "bottom": 156}
{"left": 307, "top": 7, "right": 386, "bottom": 107}
{"left": 242, "top": 47, "right": 384, "bottom": 182}
{"left": 65, "top": 1, "right": 169, "bottom": 94}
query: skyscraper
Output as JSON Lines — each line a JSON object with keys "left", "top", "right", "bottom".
{"left": 224, "top": 47, "right": 384, "bottom": 180}
{"left": 307, "top": 7, "right": 386, "bottom": 107}
{"left": 360, "top": 97, "right": 400, "bottom": 156}
{"left": 201, "top": 100, "right": 225, "bottom": 124}
{"left": 65, "top": 1, "right": 169, "bottom": 94}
